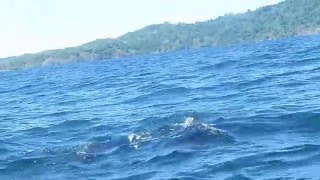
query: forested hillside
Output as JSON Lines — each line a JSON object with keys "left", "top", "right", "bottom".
{"left": 1, "top": 0, "right": 320, "bottom": 70}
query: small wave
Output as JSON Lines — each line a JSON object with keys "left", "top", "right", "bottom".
{"left": 275, "top": 112, "right": 320, "bottom": 132}
{"left": 110, "top": 171, "right": 157, "bottom": 180}
{"left": 90, "top": 124, "right": 111, "bottom": 132}
{"left": 52, "top": 120, "right": 92, "bottom": 130}
{"left": 293, "top": 56, "right": 320, "bottom": 66}
{"left": 216, "top": 111, "right": 320, "bottom": 136}
{"left": 0, "top": 147, "right": 9, "bottom": 154}
{"left": 20, "top": 127, "right": 49, "bottom": 136}
{"left": 16, "top": 84, "right": 34, "bottom": 91}
{"left": 89, "top": 134, "right": 112, "bottom": 143}
{"left": 199, "top": 60, "right": 238, "bottom": 71}
{"left": 237, "top": 75, "right": 277, "bottom": 89}
{"left": 123, "top": 86, "right": 192, "bottom": 104}
{"left": 225, "top": 174, "right": 253, "bottom": 180}
{"left": 219, "top": 121, "right": 283, "bottom": 136}
{"left": 55, "top": 99, "right": 82, "bottom": 106}
{"left": 265, "top": 144, "right": 320, "bottom": 158}
{"left": 280, "top": 80, "right": 308, "bottom": 88}
{"left": 184, "top": 145, "right": 320, "bottom": 178}
{"left": 147, "top": 150, "right": 194, "bottom": 165}
{"left": 39, "top": 110, "right": 80, "bottom": 118}
{"left": 71, "top": 80, "right": 101, "bottom": 90}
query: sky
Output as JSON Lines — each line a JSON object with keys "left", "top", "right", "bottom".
{"left": 0, "top": 0, "right": 281, "bottom": 58}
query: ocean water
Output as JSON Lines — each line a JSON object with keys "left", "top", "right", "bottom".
{"left": 1, "top": 35, "right": 320, "bottom": 180}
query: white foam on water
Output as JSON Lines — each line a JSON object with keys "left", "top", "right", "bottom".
{"left": 175, "top": 116, "right": 196, "bottom": 128}
{"left": 178, "top": 116, "right": 225, "bottom": 135}
{"left": 128, "top": 132, "right": 152, "bottom": 149}
{"left": 183, "top": 117, "right": 196, "bottom": 128}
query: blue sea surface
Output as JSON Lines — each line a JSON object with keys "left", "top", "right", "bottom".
{"left": 1, "top": 35, "right": 320, "bottom": 179}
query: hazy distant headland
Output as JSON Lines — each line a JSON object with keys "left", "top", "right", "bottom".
{"left": 1, "top": 0, "right": 320, "bottom": 70}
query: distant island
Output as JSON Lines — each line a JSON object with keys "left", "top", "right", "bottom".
{"left": 1, "top": 0, "right": 320, "bottom": 70}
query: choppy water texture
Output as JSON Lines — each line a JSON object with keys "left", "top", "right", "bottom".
{"left": 1, "top": 35, "right": 320, "bottom": 179}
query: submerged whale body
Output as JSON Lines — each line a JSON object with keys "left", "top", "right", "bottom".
{"left": 128, "top": 116, "right": 235, "bottom": 148}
